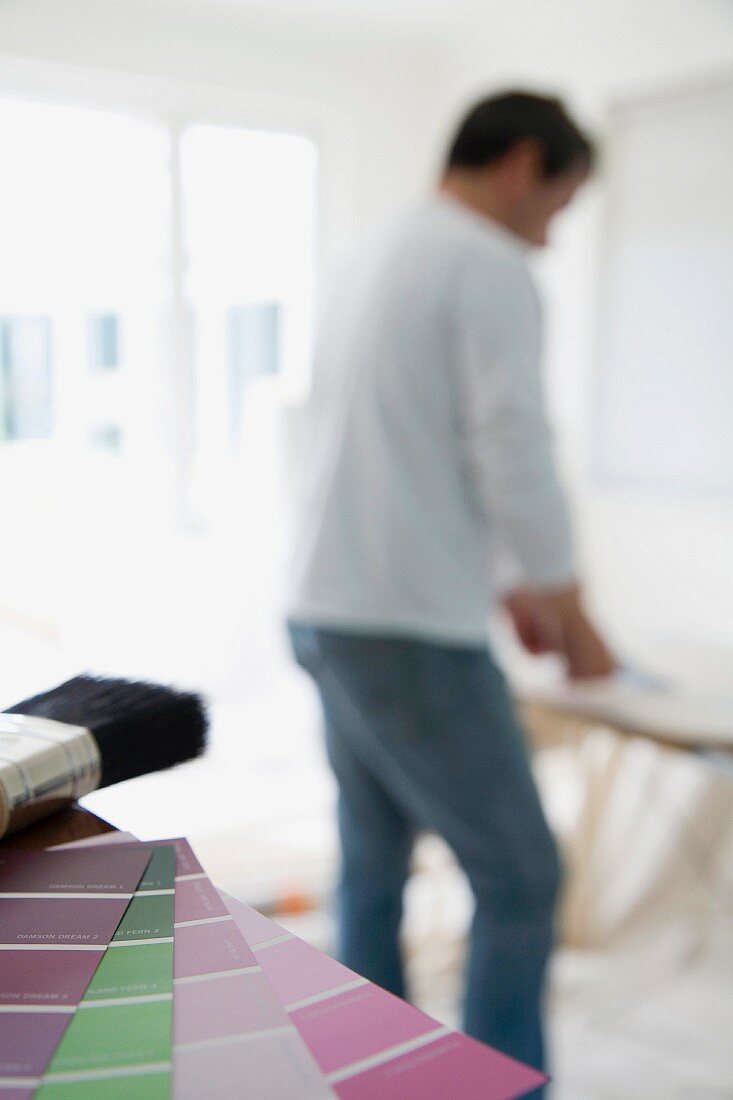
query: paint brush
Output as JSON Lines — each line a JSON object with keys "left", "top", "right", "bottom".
{"left": 0, "top": 674, "right": 207, "bottom": 838}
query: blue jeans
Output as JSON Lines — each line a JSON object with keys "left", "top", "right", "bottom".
{"left": 288, "top": 624, "right": 561, "bottom": 1087}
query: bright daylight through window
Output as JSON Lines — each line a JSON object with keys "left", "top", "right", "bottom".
{"left": 0, "top": 98, "right": 317, "bottom": 639}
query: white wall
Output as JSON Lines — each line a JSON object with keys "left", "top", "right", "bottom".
{"left": 431, "top": 0, "right": 733, "bottom": 654}
{"left": 2, "top": 0, "right": 733, "bottom": 658}
{"left": 0, "top": 0, "right": 445, "bottom": 269}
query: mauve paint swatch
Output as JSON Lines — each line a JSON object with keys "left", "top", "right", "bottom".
{"left": 0, "top": 897, "right": 139, "bottom": 946}
{"left": 0, "top": 849, "right": 149, "bottom": 896}
{"left": 0, "top": 846, "right": 149, "bottom": 1084}
{"left": 0, "top": 950, "right": 93, "bottom": 1006}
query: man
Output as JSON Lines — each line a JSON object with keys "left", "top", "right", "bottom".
{"left": 286, "top": 91, "right": 614, "bottom": 1080}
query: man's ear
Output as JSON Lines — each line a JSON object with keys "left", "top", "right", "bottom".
{"left": 503, "top": 139, "right": 544, "bottom": 190}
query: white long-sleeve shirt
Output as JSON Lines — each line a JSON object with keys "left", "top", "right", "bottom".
{"left": 287, "top": 194, "right": 576, "bottom": 645}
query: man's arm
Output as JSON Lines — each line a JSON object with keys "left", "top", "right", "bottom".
{"left": 454, "top": 251, "right": 614, "bottom": 679}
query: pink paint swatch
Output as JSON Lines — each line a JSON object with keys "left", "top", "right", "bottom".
{"left": 333, "top": 1031, "right": 545, "bottom": 1100}
{"left": 169, "top": 840, "right": 333, "bottom": 1099}
{"left": 291, "top": 983, "right": 440, "bottom": 1075}
{"left": 249, "top": 933, "right": 358, "bottom": 1006}
{"left": 222, "top": 892, "right": 547, "bottom": 1100}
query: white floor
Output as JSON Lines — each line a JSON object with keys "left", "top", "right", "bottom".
{"left": 3, "top": 618, "right": 732, "bottom": 1098}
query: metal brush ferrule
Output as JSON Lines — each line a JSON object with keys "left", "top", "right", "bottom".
{"left": 0, "top": 715, "right": 101, "bottom": 838}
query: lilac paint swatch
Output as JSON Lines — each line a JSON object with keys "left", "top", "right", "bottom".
{"left": 0, "top": 1014, "right": 71, "bottom": 1077}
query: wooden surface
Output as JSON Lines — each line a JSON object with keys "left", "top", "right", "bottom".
{"left": 0, "top": 804, "right": 114, "bottom": 851}
{"left": 519, "top": 700, "right": 691, "bottom": 754}
{"left": 519, "top": 698, "right": 733, "bottom": 755}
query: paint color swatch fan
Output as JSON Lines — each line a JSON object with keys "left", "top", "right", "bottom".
{"left": 0, "top": 834, "right": 547, "bottom": 1098}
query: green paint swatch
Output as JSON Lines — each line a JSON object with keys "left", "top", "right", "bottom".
{"left": 37, "top": 1072, "right": 170, "bottom": 1100}
{"left": 82, "top": 939, "right": 172, "bottom": 1001}
{"left": 38, "top": 845, "right": 175, "bottom": 1099}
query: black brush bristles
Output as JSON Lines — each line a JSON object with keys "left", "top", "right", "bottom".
{"left": 5, "top": 675, "right": 208, "bottom": 789}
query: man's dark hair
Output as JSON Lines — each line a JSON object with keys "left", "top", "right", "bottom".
{"left": 445, "top": 91, "right": 594, "bottom": 179}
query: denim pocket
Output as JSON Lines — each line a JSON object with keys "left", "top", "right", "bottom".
{"left": 356, "top": 642, "right": 427, "bottom": 743}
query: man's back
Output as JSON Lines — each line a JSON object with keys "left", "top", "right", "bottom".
{"left": 288, "top": 194, "right": 573, "bottom": 644}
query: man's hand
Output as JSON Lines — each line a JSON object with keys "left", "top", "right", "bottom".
{"left": 503, "top": 583, "right": 615, "bottom": 680}
{"left": 502, "top": 588, "right": 564, "bottom": 656}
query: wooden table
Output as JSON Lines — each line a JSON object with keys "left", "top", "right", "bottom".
{"left": 0, "top": 805, "right": 114, "bottom": 851}
{"left": 517, "top": 689, "right": 733, "bottom": 756}
{"left": 517, "top": 688, "right": 732, "bottom": 948}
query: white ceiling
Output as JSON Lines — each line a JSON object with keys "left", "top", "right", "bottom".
{"left": 156, "top": 0, "right": 733, "bottom": 54}
{"left": 177, "top": 0, "right": 481, "bottom": 27}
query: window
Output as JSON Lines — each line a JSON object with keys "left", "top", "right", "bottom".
{"left": 88, "top": 314, "right": 121, "bottom": 372}
{"left": 227, "top": 303, "right": 280, "bottom": 442}
{"left": 0, "top": 99, "right": 317, "bottom": 514}
{"left": 180, "top": 123, "right": 316, "bottom": 459}
{"left": 0, "top": 98, "right": 169, "bottom": 469}
{"left": 0, "top": 315, "right": 53, "bottom": 441}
